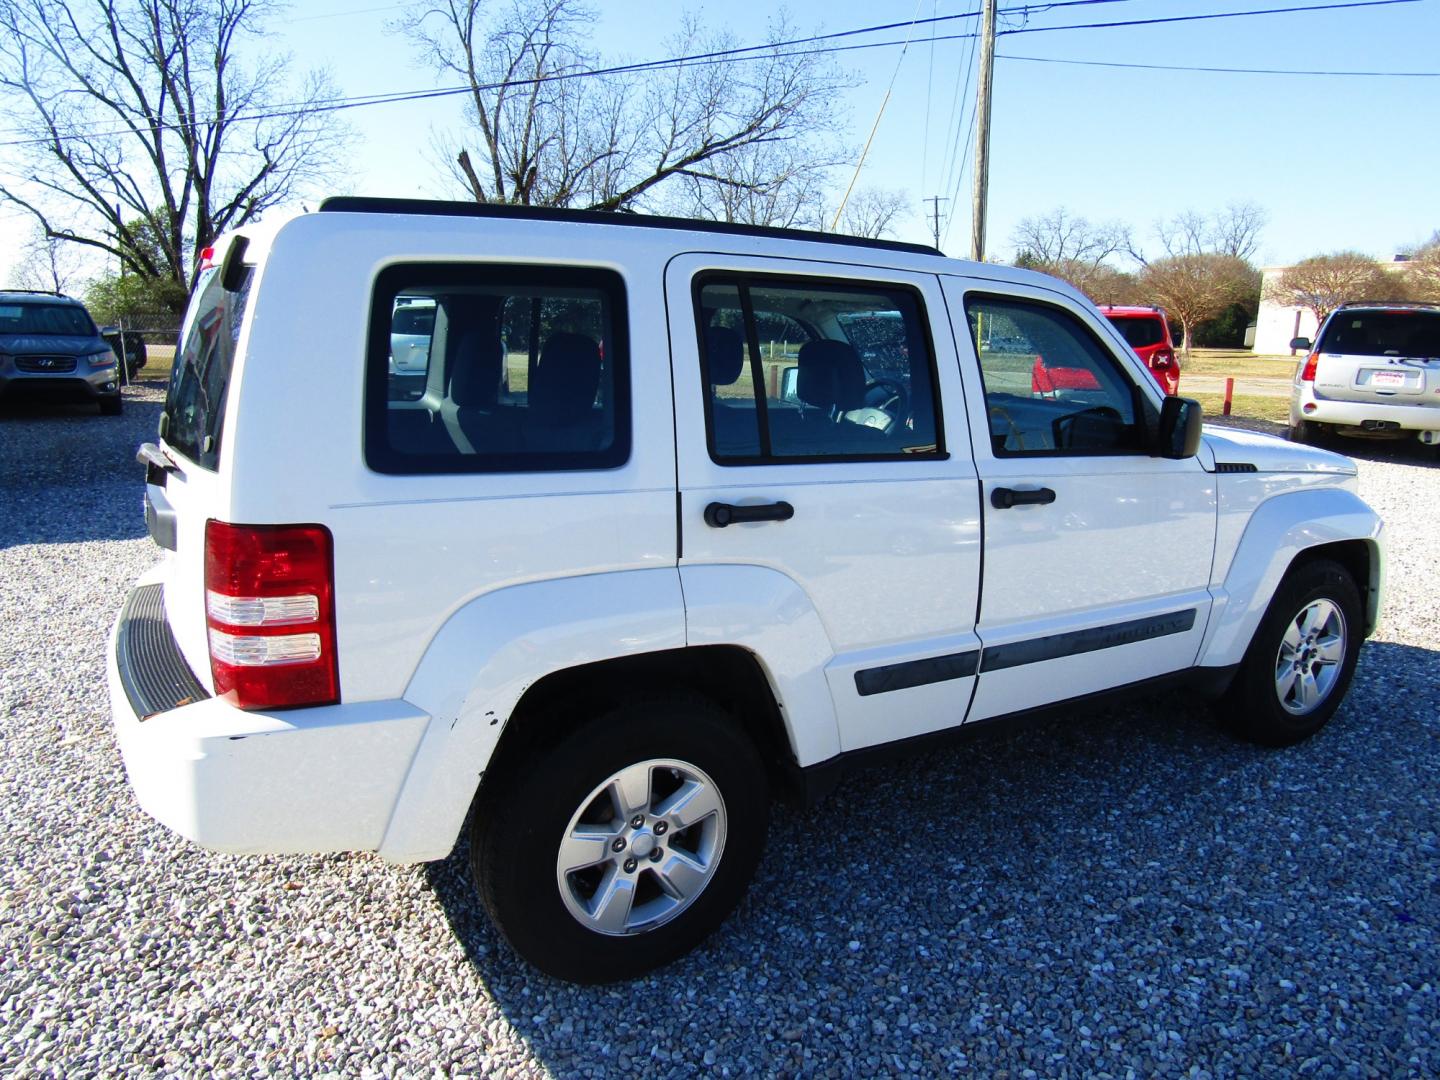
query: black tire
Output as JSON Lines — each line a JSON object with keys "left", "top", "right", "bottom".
{"left": 99, "top": 396, "right": 123, "bottom": 416}
{"left": 471, "top": 693, "right": 769, "bottom": 983}
{"left": 1219, "top": 558, "right": 1363, "bottom": 747}
{"left": 1287, "top": 417, "right": 1314, "bottom": 444}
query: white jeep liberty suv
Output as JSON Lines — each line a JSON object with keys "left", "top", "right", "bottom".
{"left": 109, "top": 199, "right": 1384, "bottom": 983}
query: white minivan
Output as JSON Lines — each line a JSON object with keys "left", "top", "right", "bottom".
{"left": 111, "top": 199, "right": 1384, "bottom": 982}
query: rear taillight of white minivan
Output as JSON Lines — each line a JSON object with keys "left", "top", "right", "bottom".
{"left": 204, "top": 521, "right": 339, "bottom": 710}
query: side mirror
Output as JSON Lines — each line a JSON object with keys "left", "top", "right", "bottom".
{"left": 1155, "top": 395, "right": 1202, "bottom": 459}
{"left": 779, "top": 365, "right": 800, "bottom": 403}
{"left": 1289, "top": 336, "right": 1312, "bottom": 351}
{"left": 99, "top": 325, "right": 118, "bottom": 336}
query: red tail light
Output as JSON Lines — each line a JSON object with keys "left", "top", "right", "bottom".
{"left": 204, "top": 521, "right": 339, "bottom": 710}
{"left": 198, "top": 246, "right": 217, "bottom": 271}
{"left": 1300, "top": 352, "right": 1320, "bottom": 381}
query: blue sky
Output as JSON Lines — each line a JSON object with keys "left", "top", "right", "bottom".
{"left": 3, "top": 0, "right": 1438, "bottom": 285}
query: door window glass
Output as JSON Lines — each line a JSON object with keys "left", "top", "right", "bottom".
{"left": 965, "top": 295, "right": 1146, "bottom": 456}
{"left": 695, "top": 275, "right": 943, "bottom": 463}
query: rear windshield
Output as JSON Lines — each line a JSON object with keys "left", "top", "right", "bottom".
{"left": 1105, "top": 315, "right": 1165, "bottom": 348}
{"left": 163, "top": 266, "right": 252, "bottom": 470}
{"left": 0, "top": 302, "right": 94, "bottom": 336}
{"left": 1319, "top": 310, "right": 1440, "bottom": 359}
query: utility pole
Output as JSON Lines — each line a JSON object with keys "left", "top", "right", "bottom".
{"left": 970, "top": 0, "right": 997, "bottom": 262}
{"left": 924, "top": 195, "right": 948, "bottom": 250}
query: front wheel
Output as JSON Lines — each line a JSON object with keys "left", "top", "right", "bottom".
{"left": 471, "top": 694, "right": 769, "bottom": 983}
{"left": 1219, "top": 558, "right": 1363, "bottom": 747}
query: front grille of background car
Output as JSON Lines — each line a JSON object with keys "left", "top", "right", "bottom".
{"left": 15, "top": 356, "right": 79, "bottom": 373}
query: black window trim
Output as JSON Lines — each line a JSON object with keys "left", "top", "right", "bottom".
{"left": 962, "top": 289, "right": 1158, "bottom": 461}
{"left": 364, "top": 262, "right": 632, "bottom": 476}
{"left": 691, "top": 269, "right": 949, "bottom": 468}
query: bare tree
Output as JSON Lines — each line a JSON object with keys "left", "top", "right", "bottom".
{"left": 399, "top": 0, "right": 849, "bottom": 212}
{"left": 1405, "top": 231, "right": 1440, "bottom": 301}
{"left": 1153, "top": 201, "right": 1267, "bottom": 262}
{"left": 12, "top": 230, "right": 91, "bottom": 293}
{"left": 1012, "top": 206, "right": 1130, "bottom": 268}
{"left": 1263, "top": 252, "right": 1401, "bottom": 326}
{"left": 1140, "top": 254, "right": 1258, "bottom": 357}
{"left": 0, "top": 0, "right": 343, "bottom": 304}
{"left": 667, "top": 141, "right": 832, "bottom": 229}
{"left": 835, "top": 188, "right": 910, "bottom": 240}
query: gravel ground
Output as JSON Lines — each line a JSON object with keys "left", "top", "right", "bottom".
{"left": 1, "top": 392, "right": 1437, "bottom": 1078}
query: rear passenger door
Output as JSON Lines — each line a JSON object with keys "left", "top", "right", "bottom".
{"left": 666, "top": 254, "right": 983, "bottom": 754}
{"left": 942, "top": 278, "right": 1217, "bottom": 722}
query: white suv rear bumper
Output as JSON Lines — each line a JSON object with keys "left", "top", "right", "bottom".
{"left": 1295, "top": 385, "right": 1440, "bottom": 434}
{"left": 108, "top": 590, "right": 431, "bottom": 859}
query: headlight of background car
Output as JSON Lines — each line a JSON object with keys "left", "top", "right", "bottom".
{"left": 85, "top": 349, "right": 117, "bottom": 368}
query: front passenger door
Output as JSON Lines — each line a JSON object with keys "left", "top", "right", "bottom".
{"left": 943, "top": 280, "right": 1218, "bottom": 723}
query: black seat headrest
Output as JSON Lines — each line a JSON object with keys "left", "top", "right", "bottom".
{"left": 448, "top": 329, "right": 503, "bottom": 408}
{"left": 705, "top": 326, "right": 746, "bottom": 385}
{"left": 797, "top": 339, "right": 866, "bottom": 412}
{"left": 531, "top": 332, "right": 602, "bottom": 424}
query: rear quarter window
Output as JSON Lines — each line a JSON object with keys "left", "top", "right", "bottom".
{"left": 163, "top": 267, "right": 252, "bottom": 470}
{"left": 365, "top": 264, "right": 630, "bottom": 474}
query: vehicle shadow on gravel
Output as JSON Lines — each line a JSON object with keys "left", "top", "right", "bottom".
{"left": 0, "top": 392, "right": 161, "bottom": 548}
{"left": 426, "top": 635, "right": 1439, "bottom": 1075}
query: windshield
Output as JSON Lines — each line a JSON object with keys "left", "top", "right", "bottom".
{"left": 0, "top": 302, "right": 94, "bottom": 337}
{"left": 1319, "top": 310, "right": 1440, "bottom": 358}
{"left": 164, "top": 266, "right": 252, "bottom": 469}
{"left": 1106, "top": 315, "right": 1165, "bottom": 348}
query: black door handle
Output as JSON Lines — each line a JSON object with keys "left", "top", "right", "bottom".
{"left": 991, "top": 486, "right": 1056, "bottom": 510}
{"left": 704, "top": 501, "right": 795, "bottom": 528}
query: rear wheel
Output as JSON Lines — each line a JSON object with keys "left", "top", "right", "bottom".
{"left": 1287, "top": 417, "right": 1315, "bottom": 444}
{"left": 471, "top": 693, "right": 769, "bottom": 983}
{"left": 1218, "top": 558, "right": 1362, "bottom": 747}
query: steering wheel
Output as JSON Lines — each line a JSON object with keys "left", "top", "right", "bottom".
{"left": 1052, "top": 405, "right": 1124, "bottom": 449}
{"left": 864, "top": 378, "right": 909, "bottom": 422}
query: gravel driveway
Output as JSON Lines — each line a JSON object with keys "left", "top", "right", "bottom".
{"left": 2, "top": 390, "right": 1436, "bottom": 1078}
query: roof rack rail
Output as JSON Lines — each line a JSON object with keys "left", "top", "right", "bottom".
{"left": 0, "top": 288, "right": 72, "bottom": 299}
{"left": 1336, "top": 300, "right": 1440, "bottom": 310}
{"left": 318, "top": 197, "right": 943, "bottom": 258}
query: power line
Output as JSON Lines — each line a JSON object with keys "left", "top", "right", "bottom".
{"left": 998, "top": 52, "right": 1440, "bottom": 76}
{"left": 0, "top": 0, "right": 1420, "bottom": 149}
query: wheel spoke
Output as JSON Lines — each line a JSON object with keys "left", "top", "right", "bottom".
{"left": 558, "top": 827, "right": 613, "bottom": 874}
{"left": 1276, "top": 666, "right": 1299, "bottom": 704}
{"left": 608, "top": 765, "right": 653, "bottom": 820}
{"left": 589, "top": 868, "right": 638, "bottom": 933}
{"left": 1315, "top": 634, "right": 1345, "bottom": 664}
{"left": 1296, "top": 670, "right": 1321, "bottom": 709}
{"left": 653, "top": 849, "right": 708, "bottom": 901}
{"left": 1281, "top": 620, "right": 1304, "bottom": 654}
{"left": 656, "top": 778, "right": 722, "bottom": 829}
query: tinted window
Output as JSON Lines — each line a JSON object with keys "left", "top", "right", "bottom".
{"left": 966, "top": 295, "right": 1145, "bottom": 456}
{"left": 0, "top": 302, "right": 95, "bottom": 336}
{"left": 1318, "top": 310, "right": 1440, "bottom": 358}
{"left": 1107, "top": 315, "right": 1165, "bottom": 348}
{"left": 367, "top": 265, "right": 629, "bottom": 474}
{"left": 695, "top": 275, "right": 943, "bottom": 463}
{"left": 164, "top": 267, "right": 252, "bottom": 470}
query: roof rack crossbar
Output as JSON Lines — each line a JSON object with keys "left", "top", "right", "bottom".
{"left": 1336, "top": 300, "right": 1440, "bottom": 310}
{"left": 317, "top": 197, "right": 942, "bottom": 258}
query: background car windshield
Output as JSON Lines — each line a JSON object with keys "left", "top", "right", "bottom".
{"left": 0, "top": 303, "right": 94, "bottom": 336}
{"left": 1319, "top": 311, "right": 1440, "bottom": 358}
{"left": 1107, "top": 316, "right": 1165, "bottom": 348}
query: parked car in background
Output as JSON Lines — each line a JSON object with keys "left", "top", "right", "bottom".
{"left": 1289, "top": 302, "right": 1440, "bottom": 458}
{"left": 0, "top": 290, "right": 122, "bottom": 414}
{"left": 100, "top": 327, "right": 148, "bottom": 379}
{"left": 1097, "top": 305, "right": 1181, "bottom": 395}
